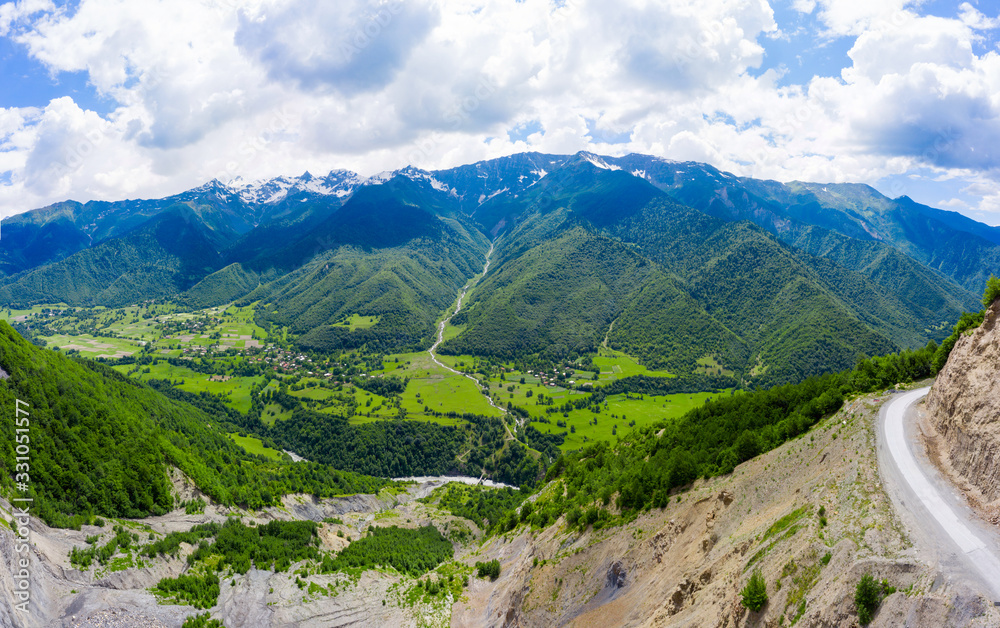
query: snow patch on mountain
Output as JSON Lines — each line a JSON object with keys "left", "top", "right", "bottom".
{"left": 479, "top": 187, "right": 509, "bottom": 205}
{"left": 580, "top": 152, "right": 621, "bottom": 171}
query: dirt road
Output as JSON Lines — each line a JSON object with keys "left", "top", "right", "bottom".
{"left": 878, "top": 387, "right": 1000, "bottom": 601}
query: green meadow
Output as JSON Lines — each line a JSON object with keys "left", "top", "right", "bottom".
{"left": 481, "top": 358, "right": 725, "bottom": 451}
{"left": 592, "top": 347, "right": 675, "bottom": 379}
{"left": 332, "top": 314, "right": 379, "bottom": 330}
{"left": 227, "top": 433, "right": 285, "bottom": 461}
{"left": 115, "top": 361, "right": 263, "bottom": 414}
{"left": 381, "top": 351, "right": 502, "bottom": 420}
{"left": 531, "top": 390, "right": 724, "bottom": 451}
{"left": 43, "top": 333, "right": 142, "bottom": 358}
{"left": 0, "top": 303, "right": 70, "bottom": 321}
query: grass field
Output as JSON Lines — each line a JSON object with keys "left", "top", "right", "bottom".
{"left": 0, "top": 303, "right": 70, "bottom": 321}
{"left": 42, "top": 333, "right": 141, "bottom": 358}
{"left": 441, "top": 322, "right": 465, "bottom": 342}
{"left": 592, "top": 348, "right": 675, "bottom": 379}
{"left": 227, "top": 433, "right": 285, "bottom": 461}
{"left": 694, "top": 355, "right": 735, "bottom": 377}
{"left": 530, "top": 390, "right": 726, "bottom": 451}
{"left": 332, "top": 314, "right": 379, "bottom": 331}
{"left": 114, "top": 361, "right": 263, "bottom": 413}
{"left": 5, "top": 299, "right": 725, "bottom": 453}
{"left": 479, "top": 357, "right": 725, "bottom": 451}
{"left": 380, "top": 352, "right": 502, "bottom": 421}
{"left": 285, "top": 380, "right": 401, "bottom": 424}
{"left": 261, "top": 403, "right": 294, "bottom": 426}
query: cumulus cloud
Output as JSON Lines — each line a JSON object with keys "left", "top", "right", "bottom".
{"left": 235, "top": 0, "right": 439, "bottom": 95}
{"left": 806, "top": 0, "right": 917, "bottom": 38}
{"left": 0, "top": 0, "right": 999, "bottom": 222}
{"left": 835, "top": 10, "right": 1000, "bottom": 171}
{"left": 0, "top": 0, "right": 53, "bottom": 37}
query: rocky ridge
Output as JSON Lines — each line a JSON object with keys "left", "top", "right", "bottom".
{"left": 925, "top": 300, "right": 1000, "bottom": 523}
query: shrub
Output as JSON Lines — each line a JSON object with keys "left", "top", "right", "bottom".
{"left": 932, "top": 311, "right": 985, "bottom": 373}
{"left": 983, "top": 274, "right": 1000, "bottom": 308}
{"left": 153, "top": 573, "right": 220, "bottom": 610}
{"left": 323, "top": 525, "right": 451, "bottom": 577}
{"left": 182, "top": 613, "right": 225, "bottom": 628}
{"left": 741, "top": 569, "right": 768, "bottom": 612}
{"left": 476, "top": 559, "right": 501, "bottom": 580}
{"left": 854, "top": 573, "right": 882, "bottom": 625}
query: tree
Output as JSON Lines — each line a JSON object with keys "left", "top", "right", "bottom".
{"left": 854, "top": 573, "right": 881, "bottom": 625}
{"left": 984, "top": 274, "right": 1000, "bottom": 308}
{"left": 476, "top": 559, "right": 501, "bottom": 580}
{"left": 740, "top": 569, "right": 768, "bottom": 612}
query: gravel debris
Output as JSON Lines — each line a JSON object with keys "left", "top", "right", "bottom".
{"left": 67, "top": 608, "right": 172, "bottom": 628}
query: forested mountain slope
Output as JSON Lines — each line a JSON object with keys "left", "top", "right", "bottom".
{"left": 0, "top": 206, "right": 229, "bottom": 307}
{"left": 441, "top": 158, "right": 954, "bottom": 385}
{"left": 240, "top": 177, "right": 490, "bottom": 353}
{"left": 0, "top": 151, "right": 991, "bottom": 385}
{"left": 0, "top": 321, "right": 385, "bottom": 528}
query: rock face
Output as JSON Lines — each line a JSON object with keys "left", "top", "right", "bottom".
{"left": 926, "top": 300, "right": 1000, "bottom": 515}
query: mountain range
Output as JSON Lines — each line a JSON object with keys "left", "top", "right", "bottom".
{"left": 1, "top": 151, "right": 993, "bottom": 386}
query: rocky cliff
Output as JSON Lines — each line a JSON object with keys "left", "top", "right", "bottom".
{"left": 925, "top": 300, "right": 1000, "bottom": 520}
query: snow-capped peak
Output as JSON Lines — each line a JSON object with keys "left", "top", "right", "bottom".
{"left": 223, "top": 170, "right": 365, "bottom": 204}
{"left": 578, "top": 152, "right": 621, "bottom": 171}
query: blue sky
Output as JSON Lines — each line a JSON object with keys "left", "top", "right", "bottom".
{"left": 1, "top": 0, "right": 1000, "bottom": 224}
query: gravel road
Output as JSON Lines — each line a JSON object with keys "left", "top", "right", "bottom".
{"left": 878, "top": 387, "right": 1000, "bottom": 601}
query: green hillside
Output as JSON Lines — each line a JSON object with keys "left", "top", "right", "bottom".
{"left": 443, "top": 162, "right": 923, "bottom": 386}
{"left": 179, "top": 263, "right": 262, "bottom": 308}
{"left": 741, "top": 179, "right": 1000, "bottom": 294}
{"left": 0, "top": 322, "right": 386, "bottom": 528}
{"left": 442, "top": 221, "right": 746, "bottom": 375}
{"left": 0, "top": 206, "right": 227, "bottom": 308}
{"left": 607, "top": 199, "right": 921, "bottom": 385}
{"left": 251, "top": 224, "right": 489, "bottom": 354}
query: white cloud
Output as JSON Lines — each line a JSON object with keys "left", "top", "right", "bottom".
{"left": 0, "top": 0, "right": 53, "bottom": 37}
{"left": 791, "top": 0, "right": 816, "bottom": 14}
{"left": 0, "top": 0, "right": 998, "bottom": 221}
{"left": 809, "top": 0, "right": 916, "bottom": 38}
{"left": 235, "top": 0, "right": 440, "bottom": 96}
{"left": 958, "top": 2, "right": 1000, "bottom": 30}
{"left": 938, "top": 197, "right": 969, "bottom": 208}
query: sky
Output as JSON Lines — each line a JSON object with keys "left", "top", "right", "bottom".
{"left": 1, "top": 0, "right": 1000, "bottom": 224}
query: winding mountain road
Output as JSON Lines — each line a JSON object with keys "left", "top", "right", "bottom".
{"left": 877, "top": 387, "right": 1000, "bottom": 601}
{"left": 427, "top": 241, "right": 510, "bottom": 421}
